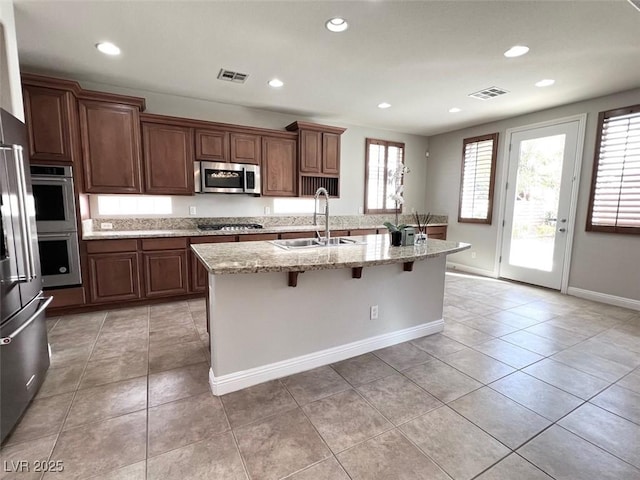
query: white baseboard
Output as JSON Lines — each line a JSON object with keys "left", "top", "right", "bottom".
{"left": 567, "top": 287, "right": 640, "bottom": 312}
{"left": 446, "top": 262, "right": 497, "bottom": 279}
{"left": 208, "top": 319, "right": 444, "bottom": 395}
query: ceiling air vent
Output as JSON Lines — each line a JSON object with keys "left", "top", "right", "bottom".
{"left": 217, "top": 68, "right": 249, "bottom": 84}
{"left": 468, "top": 87, "right": 509, "bottom": 100}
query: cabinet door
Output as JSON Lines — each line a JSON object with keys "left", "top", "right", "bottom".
{"left": 22, "top": 86, "right": 74, "bottom": 163}
{"left": 142, "top": 123, "right": 194, "bottom": 195}
{"left": 195, "top": 129, "right": 229, "bottom": 161}
{"left": 299, "top": 130, "right": 322, "bottom": 173}
{"left": 79, "top": 100, "right": 143, "bottom": 193}
{"left": 143, "top": 250, "right": 188, "bottom": 297}
{"left": 230, "top": 133, "right": 261, "bottom": 165}
{"left": 322, "top": 132, "right": 340, "bottom": 174}
{"left": 190, "top": 235, "right": 237, "bottom": 292}
{"left": 191, "top": 251, "right": 208, "bottom": 293}
{"left": 261, "top": 137, "right": 296, "bottom": 197}
{"left": 426, "top": 226, "right": 447, "bottom": 240}
{"left": 88, "top": 252, "right": 141, "bottom": 303}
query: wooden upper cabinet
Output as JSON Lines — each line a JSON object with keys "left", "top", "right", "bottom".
{"left": 299, "top": 130, "right": 322, "bottom": 173}
{"left": 261, "top": 136, "right": 297, "bottom": 197}
{"left": 322, "top": 132, "right": 340, "bottom": 175}
{"left": 142, "top": 122, "right": 194, "bottom": 195}
{"left": 22, "top": 86, "right": 75, "bottom": 163}
{"left": 79, "top": 100, "right": 143, "bottom": 194}
{"left": 230, "top": 132, "right": 261, "bottom": 165}
{"left": 195, "top": 129, "right": 229, "bottom": 162}
{"left": 286, "top": 121, "right": 346, "bottom": 177}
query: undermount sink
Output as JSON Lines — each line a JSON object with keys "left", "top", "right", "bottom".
{"left": 271, "top": 237, "right": 364, "bottom": 250}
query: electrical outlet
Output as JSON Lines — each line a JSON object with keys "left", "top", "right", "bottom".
{"left": 189, "top": 206, "right": 197, "bottom": 216}
{"left": 358, "top": 206, "right": 364, "bottom": 214}
{"left": 410, "top": 207, "right": 416, "bottom": 214}
{"left": 471, "top": 251, "right": 477, "bottom": 259}
{"left": 264, "top": 206, "right": 271, "bottom": 215}
{"left": 100, "top": 222, "right": 113, "bottom": 230}
{"left": 370, "top": 305, "right": 379, "bottom": 320}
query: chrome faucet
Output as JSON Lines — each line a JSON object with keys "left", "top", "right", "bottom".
{"left": 313, "top": 187, "right": 330, "bottom": 244}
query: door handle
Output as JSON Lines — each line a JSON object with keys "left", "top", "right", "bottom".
{"left": 0, "top": 295, "right": 53, "bottom": 345}
{"left": 13, "top": 146, "right": 37, "bottom": 282}
{"left": 559, "top": 228, "right": 566, "bottom": 232}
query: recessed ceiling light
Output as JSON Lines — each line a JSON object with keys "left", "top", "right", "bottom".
{"left": 504, "top": 45, "right": 529, "bottom": 58}
{"left": 95, "top": 42, "right": 121, "bottom": 56}
{"left": 449, "top": 107, "right": 461, "bottom": 113}
{"left": 326, "top": 17, "right": 348, "bottom": 32}
{"left": 535, "top": 79, "right": 555, "bottom": 87}
{"left": 377, "top": 102, "right": 391, "bottom": 109}
{"left": 268, "top": 78, "right": 284, "bottom": 88}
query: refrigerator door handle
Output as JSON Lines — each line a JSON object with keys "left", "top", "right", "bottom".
{"left": 12, "top": 145, "right": 37, "bottom": 282}
{"left": 0, "top": 295, "right": 52, "bottom": 345}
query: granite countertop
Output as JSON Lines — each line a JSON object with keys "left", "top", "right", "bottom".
{"left": 82, "top": 223, "right": 449, "bottom": 240}
{"left": 191, "top": 234, "right": 470, "bottom": 274}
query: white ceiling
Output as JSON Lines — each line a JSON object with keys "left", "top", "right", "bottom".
{"left": 13, "top": 0, "right": 640, "bottom": 136}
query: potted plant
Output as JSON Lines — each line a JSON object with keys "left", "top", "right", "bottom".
{"left": 383, "top": 163, "right": 410, "bottom": 246}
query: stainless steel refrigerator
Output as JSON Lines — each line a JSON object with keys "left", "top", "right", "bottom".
{"left": 1, "top": 107, "right": 52, "bottom": 443}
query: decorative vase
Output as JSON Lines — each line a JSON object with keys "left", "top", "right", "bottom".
{"left": 390, "top": 230, "right": 402, "bottom": 246}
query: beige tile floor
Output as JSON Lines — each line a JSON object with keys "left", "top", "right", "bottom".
{"left": 3, "top": 272, "right": 640, "bottom": 479}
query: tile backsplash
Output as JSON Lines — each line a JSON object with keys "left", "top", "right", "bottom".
{"left": 87, "top": 214, "right": 448, "bottom": 232}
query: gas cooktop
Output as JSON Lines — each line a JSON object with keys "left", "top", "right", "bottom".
{"left": 197, "top": 223, "right": 264, "bottom": 231}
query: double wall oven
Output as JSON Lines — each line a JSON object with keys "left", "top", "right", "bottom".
{"left": 30, "top": 165, "right": 81, "bottom": 288}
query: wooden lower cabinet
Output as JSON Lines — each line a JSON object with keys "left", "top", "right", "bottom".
{"left": 143, "top": 250, "right": 188, "bottom": 297}
{"left": 88, "top": 252, "right": 141, "bottom": 303}
{"left": 349, "top": 228, "right": 379, "bottom": 236}
{"left": 238, "top": 233, "right": 279, "bottom": 242}
{"left": 190, "top": 235, "right": 237, "bottom": 293}
{"left": 426, "top": 225, "right": 447, "bottom": 240}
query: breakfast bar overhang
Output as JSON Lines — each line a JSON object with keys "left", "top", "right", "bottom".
{"left": 192, "top": 234, "right": 470, "bottom": 395}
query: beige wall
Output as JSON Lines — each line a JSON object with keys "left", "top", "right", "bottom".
{"left": 426, "top": 88, "right": 640, "bottom": 302}
{"left": 77, "top": 79, "right": 430, "bottom": 218}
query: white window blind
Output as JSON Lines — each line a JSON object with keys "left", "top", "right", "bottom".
{"left": 365, "top": 139, "right": 405, "bottom": 213}
{"left": 588, "top": 105, "right": 640, "bottom": 234}
{"left": 458, "top": 133, "right": 498, "bottom": 224}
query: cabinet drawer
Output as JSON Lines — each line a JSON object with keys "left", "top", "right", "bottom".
{"left": 190, "top": 235, "right": 237, "bottom": 244}
{"left": 86, "top": 239, "right": 138, "bottom": 254}
{"left": 141, "top": 237, "right": 188, "bottom": 251}
{"left": 279, "top": 231, "right": 315, "bottom": 240}
{"left": 349, "top": 228, "right": 378, "bottom": 236}
{"left": 46, "top": 286, "right": 86, "bottom": 309}
{"left": 238, "top": 233, "right": 279, "bottom": 242}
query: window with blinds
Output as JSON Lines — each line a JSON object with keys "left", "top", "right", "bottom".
{"left": 364, "top": 138, "right": 405, "bottom": 213}
{"left": 587, "top": 104, "right": 640, "bottom": 234}
{"left": 458, "top": 133, "right": 498, "bottom": 224}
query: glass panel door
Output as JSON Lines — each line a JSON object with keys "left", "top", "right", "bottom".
{"left": 500, "top": 120, "right": 581, "bottom": 290}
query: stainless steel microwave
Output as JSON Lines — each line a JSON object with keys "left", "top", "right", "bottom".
{"left": 195, "top": 161, "right": 261, "bottom": 195}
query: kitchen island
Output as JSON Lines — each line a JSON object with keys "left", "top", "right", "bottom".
{"left": 192, "top": 234, "right": 469, "bottom": 395}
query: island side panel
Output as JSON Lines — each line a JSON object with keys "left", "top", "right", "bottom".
{"left": 207, "top": 255, "right": 446, "bottom": 391}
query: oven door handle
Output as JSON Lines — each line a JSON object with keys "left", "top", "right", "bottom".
{"left": 0, "top": 295, "right": 53, "bottom": 345}
{"left": 38, "top": 232, "right": 73, "bottom": 239}
{"left": 32, "top": 177, "right": 69, "bottom": 183}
